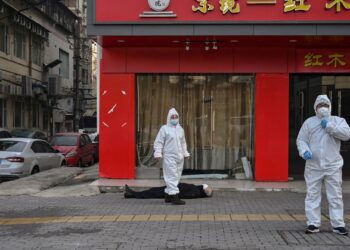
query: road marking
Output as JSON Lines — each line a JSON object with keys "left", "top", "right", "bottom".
{"left": 0, "top": 214, "right": 349, "bottom": 225}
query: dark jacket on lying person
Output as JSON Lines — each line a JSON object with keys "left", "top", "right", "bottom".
{"left": 124, "top": 183, "right": 213, "bottom": 199}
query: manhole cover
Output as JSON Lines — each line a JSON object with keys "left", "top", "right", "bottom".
{"left": 279, "top": 231, "right": 350, "bottom": 246}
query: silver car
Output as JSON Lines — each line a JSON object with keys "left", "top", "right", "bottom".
{"left": 0, "top": 138, "right": 65, "bottom": 179}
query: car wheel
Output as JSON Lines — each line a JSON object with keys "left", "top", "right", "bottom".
{"left": 31, "top": 166, "right": 40, "bottom": 175}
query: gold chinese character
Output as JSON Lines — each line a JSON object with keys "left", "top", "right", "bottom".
{"left": 219, "top": 0, "right": 240, "bottom": 14}
{"left": 304, "top": 53, "right": 324, "bottom": 67}
{"left": 284, "top": 0, "right": 311, "bottom": 12}
{"left": 326, "top": 53, "right": 347, "bottom": 67}
{"left": 325, "top": 0, "right": 350, "bottom": 12}
{"left": 192, "top": 0, "right": 214, "bottom": 13}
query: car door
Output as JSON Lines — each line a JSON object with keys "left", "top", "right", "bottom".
{"left": 79, "top": 135, "right": 87, "bottom": 164}
{"left": 31, "top": 141, "right": 49, "bottom": 170}
{"left": 40, "top": 141, "right": 61, "bottom": 169}
{"left": 84, "top": 134, "right": 94, "bottom": 162}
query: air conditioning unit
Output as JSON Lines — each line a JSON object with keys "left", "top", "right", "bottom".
{"left": 48, "top": 75, "right": 62, "bottom": 96}
{"left": 22, "top": 75, "right": 33, "bottom": 96}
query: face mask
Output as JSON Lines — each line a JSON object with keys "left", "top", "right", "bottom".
{"left": 317, "top": 107, "right": 330, "bottom": 117}
{"left": 170, "top": 119, "right": 179, "bottom": 126}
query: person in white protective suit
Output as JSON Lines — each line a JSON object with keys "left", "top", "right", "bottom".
{"left": 154, "top": 108, "right": 190, "bottom": 205}
{"left": 297, "top": 95, "right": 350, "bottom": 235}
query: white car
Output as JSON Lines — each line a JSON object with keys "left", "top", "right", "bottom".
{"left": 0, "top": 138, "right": 65, "bottom": 179}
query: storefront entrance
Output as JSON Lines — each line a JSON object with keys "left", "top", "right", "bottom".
{"left": 289, "top": 75, "right": 350, "bottom": 179}
{"left": 137, "top": 74, "right": 255, "bottom": 175}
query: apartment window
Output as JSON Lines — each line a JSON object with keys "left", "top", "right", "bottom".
{"left": 59, "top": 49, "right": 69, "bottom": 79}
{"left": 82, "top": 69, "right": 88, "bottom": 85}
{"left": 14, "top": 102, "right": 24, "bottom": 128}
{"left": 32, "top": 38, "right": 42, "bottom": 66}
{"left": 0, "top": 23, "right": 8, "bottom": 54}
{"left": 14, "top": 30, "right": 27, "bottom": 60}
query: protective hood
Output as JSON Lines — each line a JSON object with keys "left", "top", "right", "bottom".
{"left": 166, "top": 108, "right": 180, "bottom": 126}
{"left": 314, "top": 95, "right": 332, "bottom": 116}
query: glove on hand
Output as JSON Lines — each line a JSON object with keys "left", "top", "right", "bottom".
{"left": 303, "top": 151, "right": 312, "bottom": 160}
{"left": 321, "top": 119, "right": 328, "bottom": 129}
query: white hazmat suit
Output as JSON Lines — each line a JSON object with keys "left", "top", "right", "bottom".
{"left": 154, "top": 108, "right": 190, "bottom": 195}
{"left": 297, "top": 95, "right": 350, "bottom": 228}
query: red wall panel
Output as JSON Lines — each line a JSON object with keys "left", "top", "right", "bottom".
{"left": 126, "top": 48, "right": 180, "bottom": 73}
{"left": 102, "top": 48, "right": 127, "bottom": 73}
{"left": 179, "top": 48, "right": 234, "bottom": 73}
{"left": 234, "top": 48, "right": 288, "bottom": 73}
{"left": 99, "top": 73, "right": 135, "bottom": 179}
{"left": 255, "top": 74, "right": 289, "bottom": 182}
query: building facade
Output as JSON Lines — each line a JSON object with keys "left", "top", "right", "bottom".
{"left": 0, "top": 0, "right": 96, "bottom": 136}
{"left": 88, "top": 0, "right": 350, "bottom": 181}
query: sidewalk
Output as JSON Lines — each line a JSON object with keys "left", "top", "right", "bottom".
{"left": 0, "top": 167, "right": 83, "bottom": 196}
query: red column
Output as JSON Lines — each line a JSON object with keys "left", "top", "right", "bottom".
{"left": 255, "top": 74, "right": 289, "bottom": 182}
{"left": 99, "top": 73, "right": 135, "bottom": 179}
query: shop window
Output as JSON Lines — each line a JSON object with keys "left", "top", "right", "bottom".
{"left": 59, "top": 49, "right": 69, "bottom": 79}
{"left": 0, "top": 23, "right": 8, "bottom": 54}
{"left": 14, "top": 30, "right": 26, "bottom": 60}
{"left": 32, "top": 38, "right": 42, "bottom": 66}
{"left": 137, "top": 74, "right": 255, "bottom": 174}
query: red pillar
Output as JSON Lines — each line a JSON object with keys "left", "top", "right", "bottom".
{"left": 255, "top": 74, "right": 289, "bottom": 182}
{"left": 99, "top": 73, "right": 135, "bottom": 179}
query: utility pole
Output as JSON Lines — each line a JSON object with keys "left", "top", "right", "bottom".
{"left": 73, "top": 17, "right": 81, "bottom": 132}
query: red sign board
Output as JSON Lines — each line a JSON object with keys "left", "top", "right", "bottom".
{"left": 296, "top": 49, "right": 350, "bottom": 72}
{"left": 95, "top": 0, "right": 350, "bottom": 23}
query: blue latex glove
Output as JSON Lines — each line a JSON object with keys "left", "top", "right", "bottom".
{"left": 303, "top": 151, "right": 312, "bottom": 160}
{"left": 321, "top": 119, "right": 328, "bottom": 129}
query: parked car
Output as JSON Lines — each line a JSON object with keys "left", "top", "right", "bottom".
{"left": 11, "top": 129, "right": 47, "bottom": 141}
{"left": 0, "top": 129, "right": 12, "bottom": 139}
{"left": 50, "top": 133, "right": 95, "bottom": 167}
{"left": 0, "top": 138, "right": 65, "bottom": 180}
{"left": 92, "top": 134, "right": 99, "bottom": 162}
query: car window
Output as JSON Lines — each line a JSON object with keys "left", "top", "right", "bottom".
{"left": 31, "top": 141, "right": 45, "bottom": 153}
{"left": 51, "top": 135, "right": 78, "bottom": 146}
{"left": 84, "top": 135, "right": 92, "bottom": 144}
{"left": 80, "top": 135, "right": 86, "bottom": 147}
{"left": 11, "top": 129, "right": 33, "bottom": 138}
{"left": 94, "top": 135, "right": 99, "bottom": 142}
{"left": 39, "top": 141, "right": 54, "bottom": 153}
{"left": 0, "top": 141, "right": 26, "bottom": 152}
{"left": 0, "top": 131, "right": 9, "bottom": 138}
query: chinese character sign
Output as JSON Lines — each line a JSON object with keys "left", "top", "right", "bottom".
{"left": 298, "top": 50, "right": 350, "bottom": 72}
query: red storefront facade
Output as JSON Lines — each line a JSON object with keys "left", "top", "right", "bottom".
{"left": 88, "top": 0, "right": 350, "bottom": 181}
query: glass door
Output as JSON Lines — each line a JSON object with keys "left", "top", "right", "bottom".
{"left": 290, "top": 75, "right": 350, "bottom": 179}
{"left": 137, "top": 74, "right": 255, "bottom": 175}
